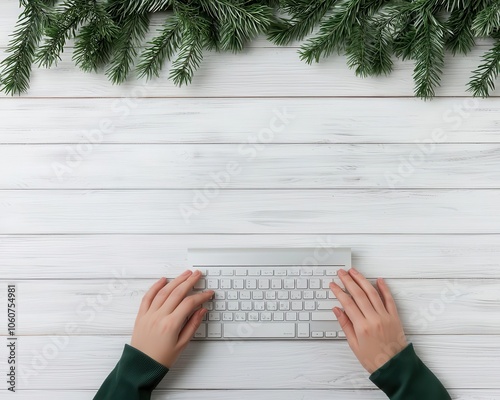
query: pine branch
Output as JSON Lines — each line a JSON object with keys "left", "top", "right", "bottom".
{"left": 446, "top": 7, "right": 476, "bottom": 55}
{"left": 299, "top": 0, "right": 362, "bottom": 63}
{"left": 472, "top": 2, "right": 500, "bottom": 37}
{"left": 136, "top": 15, "right": 182, "bottom": 80}
{"left": 35, "top": 0, "right": 94, "bottom": 68}
{"left": 267, "top": 0, "right": 337, "bottom": 46}
{"left": 106, "top": 13, "right": 150, "bottom": 84}
{"left": 412, "top": 9, "right": 448, "bottom": 99}
{"left": 0, "top": 0, "right": 54, "bottom": 95}
{"left": 468, "top": 35, "right": 500, "bottom": 97}
{"left": 200, "top": 0, "right": 274, "bottom": 52}
{"left": 169, "top": 25, "right": 204, "bottom": 86}
{"left": 123, "top": 0, "right": 172, "bottom": 15}
{"left": 72, "top": 2, "right": 119, "bottom": 72}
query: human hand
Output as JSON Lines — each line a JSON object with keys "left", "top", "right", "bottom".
{"left": 329, "top": 268, "right": 407, "bottom": 374}
{"left": 131, "top": 270, "right": 214, "bottom": 368}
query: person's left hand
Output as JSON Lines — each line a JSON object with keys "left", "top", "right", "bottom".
{"left": 131, "top": 270, "right": 214, "bottom": 368}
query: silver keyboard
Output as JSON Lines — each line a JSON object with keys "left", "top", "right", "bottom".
{"left": 189, "top": 266, "right": 346, "bottom": 340}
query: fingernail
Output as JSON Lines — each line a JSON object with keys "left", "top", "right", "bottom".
{"left": 350, "top": 267, "right": 358, "bottom": 275}
{"left": 183, "top": 269, "right": 192, "bottom": 276}
{"left": 338, "top": 269, "right": 347, "bottom": 276}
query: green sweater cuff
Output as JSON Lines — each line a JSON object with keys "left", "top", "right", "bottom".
{"left": 94, "top": 344, "right": 169, "bottom": 400}
{"left": 369, "top": 343, "right": 451, "bottom": 400}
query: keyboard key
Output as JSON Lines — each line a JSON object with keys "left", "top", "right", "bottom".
{"left": 241, "top": 301, "right": 252, "bottom": 311}
{"left": 328, "top": 291, "right": 336, "bottom": 299}
{"left": 207, "top": 279, "right": 219, "bottom": 289}
{"left": 223, "top": 323, "right": 295, "bottom": 338}
{"left": 194, "top": 279, "right": 206, "bottom": 289}
{"left": 240, "top": 291, "right": 251, "bottom": 300}
{"left": 258, "top": 279, "right": 270, "bottom": 289}
{"left": 284, "top": 279, "right": 295, "bottom": 289}
{"left": 214, "top": 291, "right": 225, "bottom": 300}
{"left": 310, "top": 279, "right": 320, "bottom": 289}
{"left": 312, "top": 331, "right": 324, "bottom": 338}
{"left": 208, "top": 312, "right": 221, "bottom": 321}
{"left": 273, "top": 312, "right": 284, "bottom": 321}
{"left": 290, "top": 291, "right": 301, "bottom": 300}
{"left": 291, "top": 301, "right": 303, "bottom": 311}
{"left": 286, "top": 312, "right": 297, "bottom": 321}
{"left": 254, "top": 301, "right": 265, "bottom": 311}
{"left": 208, "top": 323, "right": 222, "bottom": 338}
{"left": 311, "top": 312, "right": 337, "bottom": 321}
{"left": 325, "top": 268, "right": 338, "bottom": 276}
{"left": 303, "top": 291, "right": 314, "bottom": 299}
{"left": 322, "top": 278, "right": 333, "bottom": 289}
{"left": 325, "top": 331, "right": 337, "bottom": 338}
{"left": 202, "top": 302, "right": 213, "bottom": 311}
{"left": 279, "top": 301, "right": 290, "bottom": 311}
{"left": 215, "top": 302, "right": 226, "bottom": 311}
{"left": 271, "top": 279, "right": 282, "bottom": 289}
{"left": 220, "top": 279, "right": 231, "bottom": 289}
{"left": 300, "top": 269, "right": 312, "bottom": 276}
{"left": 313, "top": 269, "right": 324, "bottom": 276}
{"left": 235, "top": 269, "right": 247, "bottom": 276}
{"left": 277, "top": 291, "right": 289, "bottom": 300}
{"left": 223, "top": 312, "right": 233, "bottom": 321}
{"left": 261, "top": 312, "right": 272, "bottom": 321}
{"left": 227, "top": 291, "right": 238, "bottom": 300}
{"left": 338, "top": 331, "right": 346, "bottom": 338}
{"left": 248, "top": 268, "right": 260, "bottom": 276}
{"left": 221, "top": 270, "right": 234, "bottom": 276}
{"left": 261, "top": 269, "right": 274, "bottom": 276}
{"left": 233, "top": 279, "right": 244, "bottom": 289}
{"left": 275, "top": 269, "right": 287, "bottom": 276}
{"left": 299, "top": 312, "right": 310, "bottom": 321}
{"left": 194, "top": 324, "right": 206, "bottom": 338}
{"left": 208, "top": 269, "right": 220, "bottom": 276}
{"left": 227, "top": 301, "right": 239, "bottom": 311}
{"left": 253, "top": 291, "right": 264, "bottom": 300}
{"left": 248, "top": 312, "right": 259, "bottom": 321}
{"left": 304, "top": 301, "right": 315, "bottom": 310}
{"left": 315, "top": 290, "right": 327, "bottom": 299}
{"left": 298, "top": 323, "right": 309, "bottom": 337}
{"left": 296, "top": 279, "right": 308, "bottom": 289}
{"left": 235, "top": 312, "right": 246, "bottom": 321}
{"left": 265, "top": 291, "right": 277, "bottom": 300}
{"left": 266, "top": 301, "right": 277, "bottom": 311}
{"left": 246, "top": 279, "right": 257, "bottom": 289}
{"left": 288, "top": 268, "right": 300, "bottom": 276}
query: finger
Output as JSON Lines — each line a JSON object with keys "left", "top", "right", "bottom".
{"left": 177, "top": 308, "right": 207, "bottom": 348}
{"left": 333, "top": 307, "right": 358, "bottom": 350}
{"left": 171, "top": 290, "right": 214, "bottom": 322}
{"left": 348, "top": 268, "right": 387, "bottom": 315}
{"left": 338, "top": 269, "right": 377, "bottom": 319}
{"left": 330, "top": 281, "right": 364, "bottom": 325}
{"left": 161, "top": 270, "right": 206, "bottom": 314}
{"left": 150, "top": 270, "right": 193, "bottom": 312}
{"left": 138, "top": 277, "right": 167, "bottom": 316}
{"left": 377, "top": 278, "right": 399, "bottom": 316}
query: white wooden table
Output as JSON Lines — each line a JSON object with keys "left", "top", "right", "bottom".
{"left": 1, "top": 2, "right": 500, "bottom": 399}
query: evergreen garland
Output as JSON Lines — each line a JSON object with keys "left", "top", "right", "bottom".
{"left": 1, "top": 0, "right": 500, "bottom": 98}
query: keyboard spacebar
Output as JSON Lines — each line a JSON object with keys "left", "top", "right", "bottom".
{"left": 223, "top": 323, "right": 295, "bottom": 338}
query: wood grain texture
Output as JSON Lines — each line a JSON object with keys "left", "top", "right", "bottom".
{"left": 1, "top": 46, "right": 498, "bottom": 98}
{"left": 1, "top": 189, "right": 500, "bottom": 234}
{"left": 1, "top": 144, "right": 500, "bottom": 189}
{"left": 1, "top": 335, "right": 497, "bottom": 390}
{"left": 6, "top": 390, "right": 500, "bottom": 400}
{"left": 6, "top": 278, "right": 499, "bottom": 335}
{"left": 2, "top": 234, "right": 500, "bottom": 279}
{"left": 1, "top": 98, "right": 497, "bottom": 144}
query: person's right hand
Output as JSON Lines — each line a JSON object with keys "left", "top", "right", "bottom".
{"left": 329, "top": 268, "right": 408, "bottom": 374}
{"left": 130, "top": 270, "right": 214, "bottom": 368}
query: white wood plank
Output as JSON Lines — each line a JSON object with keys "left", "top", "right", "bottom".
{"left": 2, "top": 234, "right": 500, "bottom": 279}
{"left": 1, "top": 335, "right": 496, "bottom": 389}
{"left": 2, "top": 98, "right": 497, "bottom": 144}
{"left": 1, "top": 144, "right": 499, "bottom": 189}
{"left": 1, "top": 46, "right": 497, "bottom": 98}
{"left": 0, "top": 97, "right": 497, "bottom": 144}
{"left": 1, "top": 189, "right": 499, "bottom": 234}
{"left": 6, "top": 278, "right": 499, "bottom": 335}
{"left": 6, "top": 389, "right": 499, "bottom": 400}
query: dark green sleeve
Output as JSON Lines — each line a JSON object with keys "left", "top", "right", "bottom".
{"left": 369, "top": 343, "right": 451, "bottom": 400}
{"left": 93, "top": 344, "right": 169, "bottom": 400}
